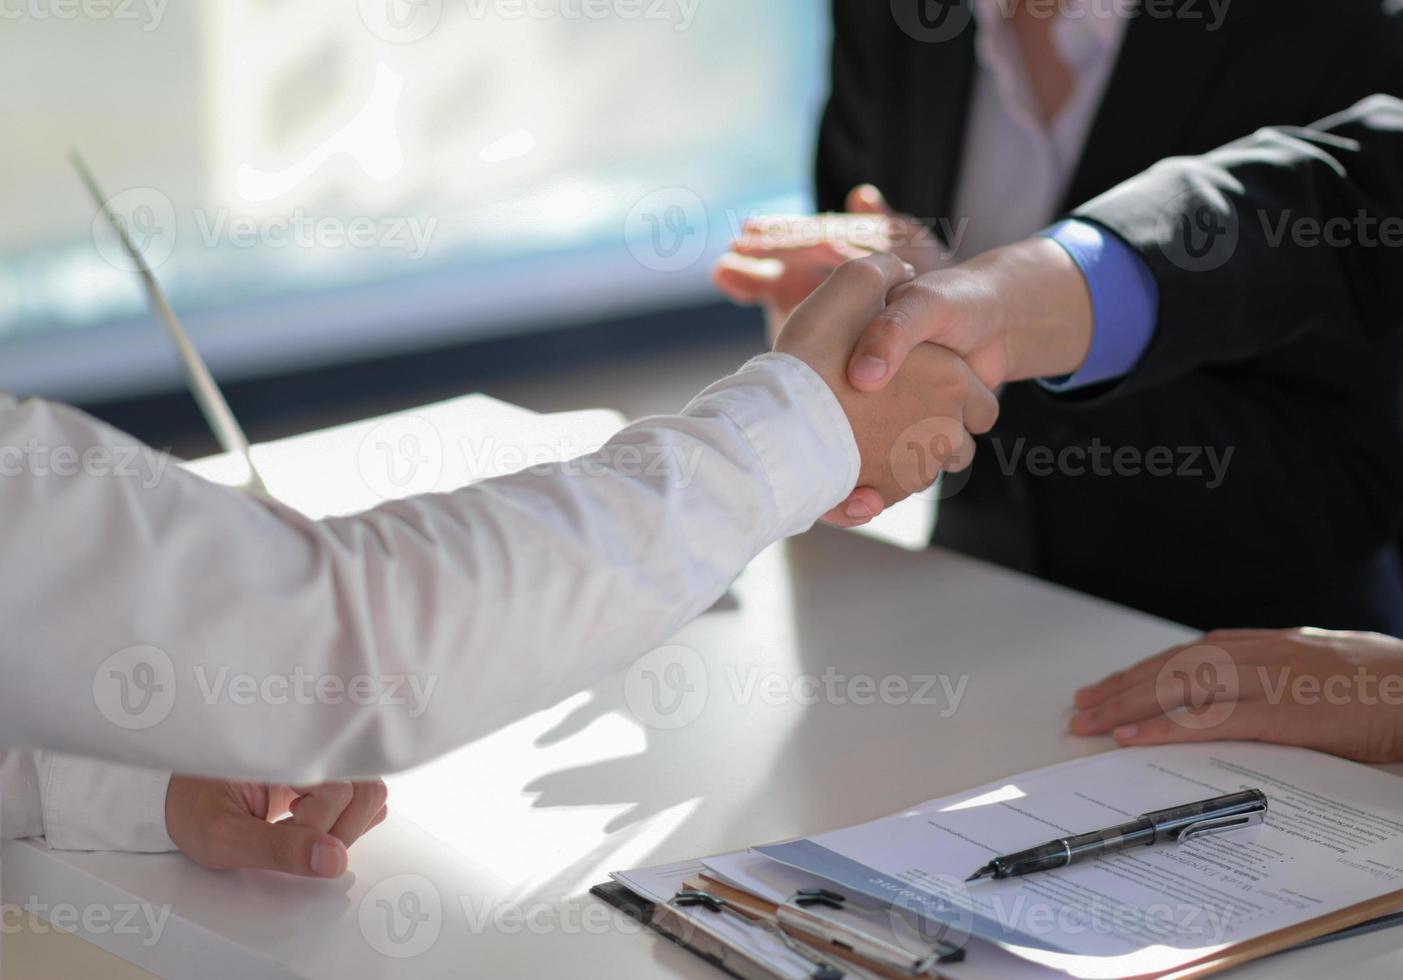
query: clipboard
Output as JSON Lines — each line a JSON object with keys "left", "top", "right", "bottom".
{"left": 684, "top": 874, "right": 965, "bottom": 978}
{"left": 594, "top": 744, "right": 1403, "bottom": 978}
{"left": 593, "top": 872, "right": 1403, "bottom": 980}
{"left": 591, "top": 880, "right": 800, "bottom": 980}
{"left": 591, "top": 872, "right": 966, "bottom": 980}
{"left": 1158, "top": 888, "right": 1403, "bottom": 979}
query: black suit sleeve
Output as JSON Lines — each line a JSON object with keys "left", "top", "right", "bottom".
{"left": 1073, "top": 95, "right": 1403, "bottom": 399}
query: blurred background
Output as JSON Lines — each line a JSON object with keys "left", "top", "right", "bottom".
{"left": 0, "top": 0, "right": 829, "bottom": 452}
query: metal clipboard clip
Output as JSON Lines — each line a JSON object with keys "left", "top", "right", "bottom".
{"left": 775, "top": 888, "right": 966, "bottom": 977}
{"left": 671, "top": 890, "right": 846, "bottom": 980}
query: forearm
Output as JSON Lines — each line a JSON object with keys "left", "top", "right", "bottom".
{"left": 971, "top": 236, "right": 1095, "bottom": 385}
{"left": 1072, "top": 95, "right": 1403, "bottom": 392}
{"left": 849, "top": 96, "right": 1403, "bottom": 404}
{"left": 0, "top": 354, "right": 857, "bottom": 782}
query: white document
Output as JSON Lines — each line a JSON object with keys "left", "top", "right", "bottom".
{"left": 756, "top": 744, "right": 1403, "bottom": 978}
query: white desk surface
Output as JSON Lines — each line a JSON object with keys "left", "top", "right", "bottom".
{"left": 5, "top": 396, "right": 1402, "bottom": 979}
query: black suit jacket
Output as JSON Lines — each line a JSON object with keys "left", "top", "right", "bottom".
{"left": 817, "top": 1, "right": 1403, "bottom": 633}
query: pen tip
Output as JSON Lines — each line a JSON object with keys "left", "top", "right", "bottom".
{"left": 965, "top": 867, "right": 991, "bottom": 882}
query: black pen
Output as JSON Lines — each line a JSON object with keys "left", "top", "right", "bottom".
{"left": 966, "top": 789, "right": 1268, "bottom": 882}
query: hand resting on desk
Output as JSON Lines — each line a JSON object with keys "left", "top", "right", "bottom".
{"left": 166, "top": 777, "right": 388, "bottom": 878}
{"left": 1071, "top": 629, "right": 1403, "bottom": 763}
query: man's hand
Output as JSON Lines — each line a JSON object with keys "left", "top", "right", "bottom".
{"left": 714, "top": 185, "right": 950, "bottom": 342}
{"left": 166, "top": 777, "right": 388, "bottom": 878}
{"left": 775, "top": 252, "right": 999, "bottom": 526}
{"left": 842, "top": 235, "right": 1094, "bottom": 392}
{"left": 814, "top": 236, "right": 1093, "bottom": 518}
{"left": 1070, "top": 629, "right": 1403, "bottom": 763}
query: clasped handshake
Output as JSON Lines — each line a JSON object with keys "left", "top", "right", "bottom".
{"left": 713, "top": 184, "right": 1096, "bottom": 526}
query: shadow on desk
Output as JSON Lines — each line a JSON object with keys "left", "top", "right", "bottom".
{"left": 514, "top": 526, "right": 1156, "bottom": 904}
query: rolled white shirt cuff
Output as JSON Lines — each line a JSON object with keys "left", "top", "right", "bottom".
{"left": 684, "top": 353, "right": 860, "bottom": 537}
{"left": 39, "top": 754, "right": 176, "bottom": 853}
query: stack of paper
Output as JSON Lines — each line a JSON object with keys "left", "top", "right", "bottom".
{"left": 601, "top": 744, "right": 1403, "bottom": 979}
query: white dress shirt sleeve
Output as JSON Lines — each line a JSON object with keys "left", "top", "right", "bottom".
{"left": 0, "top": 353, "right": 859, "bottom": 782}
{"left": 0, "top": 752, "right": 175, "bottom": 852}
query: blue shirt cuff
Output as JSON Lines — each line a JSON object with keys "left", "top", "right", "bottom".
{"left": 1037, "top": 219, "right": 1159, "bottom": 392}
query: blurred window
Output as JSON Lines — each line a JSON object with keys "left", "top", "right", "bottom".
{"left": 0, "top": 0, "right": 828, "bottom": 400}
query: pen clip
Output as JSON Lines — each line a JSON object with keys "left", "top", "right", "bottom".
{"left": 1176, "top": 809, "right": 1265, "bottom": 843}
